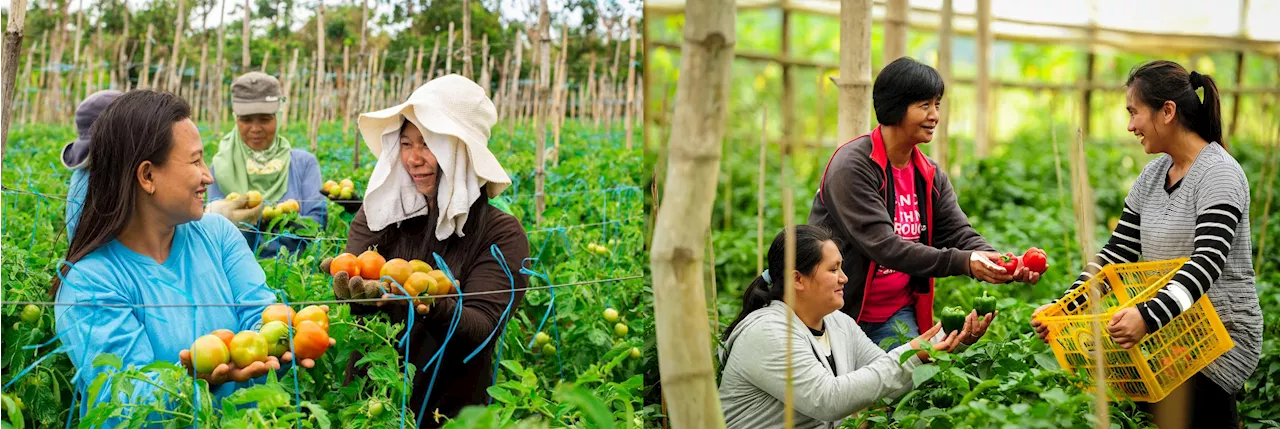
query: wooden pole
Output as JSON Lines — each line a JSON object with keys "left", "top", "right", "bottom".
{"left": 975, "top": 0, "right": 992, "bottom": 157}
{"left": 168, "top": 0, "right": 187, "bottom": 93}
{"left": 310, "top": 2, "right": 325, "bottom": 151}
{"left": 242, "top": 0, "right": 251, "bottom": 70}
{"left": 427, "top": 38, "right": 440, "bottom": 82}
{"left": 1068, "top": 127, "right": 1108, "bottom": 429}
{"left": 936, "top": 0, "right": 953, "bottom": 173}
{"left": 1230, "top": 51, "right": 1246, "bottom": 137}
{"left": 282, "top": 48, "right": 299, "bottom": 132}
{"left": 1, "top": 0, "right": 28, "bottom": 156}
{"left": 446, "top": 21, "right": 455, "bottom": 75}
{"left": 625, "top": 17, "right": 638, "bottom": 149}
{"left": 588, "top": 52, "right": 598, "bottom": 128}
{"left": 415, "top": 41, "right": 427, "bottom": 88}
{"left": 650, "top": 0, "right": 735, "bottom": 425}
{"left": 214, "top": 0, "right": 226, "bottom": 132}
{"left": 837, "top": 0, "right": 872, "bottom": 140}
{"left": 196, "top": 44, "right": 209, "bottom": 119}
{"left": 479, "top": 34, "right": 491, "bottom": 96}
{"left": 1254, "top": 118, "right": 1279, "bottom": 266}
{"left": 757, "top": 107, "right": 767, "bottom": 274}
{"left": 552, "top": 26, "right": 568, "bottom": 164}
{"left": 781, "top": 10, "right": 794, "bottom": 148}
{"left": 781, "top": 134, "right": 797, "bottom": 429}
{"left": 609, "top": 35, "right": 623, "bottom": 129}
{"left": 534, "top": 0, "right": 550, "bottom": 225}
{"left": 884, "top": 0, "right": 908, "bottom": 61}
{"left": 341, "top": 44, "right": 351, "bottom": 132}
{"left": 261, "top": 50, "right": 271, "bottom": 74}
{"left": 140, "top": 24, "right": 154, "bottom": 89}
{"left": 20, "top": 40, "right": 36, "bottom": 126}
{"left": 463, "top": 0, "right": 472, "bottom": 79}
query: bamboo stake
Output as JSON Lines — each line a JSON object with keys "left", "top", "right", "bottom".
{"left": 1049, "top": 120, "right": 1075, "bottom": 273}
{"left": 552, "top": 26, "right": 568, "bottom": 163}
{"left": 34, "top": 30, "right": 47, "bottom": 123}
{"left": 446, "top": 21, "right": 455, "bottom": 75}
{"left": 427, "top": 38, "right": 440, "bottom": 83}
{"left": 837, "top": 0, "right": 871, "bottom": 141}
{"left": 414, "top": 42, "right": 426, "bottom": 89}
{"left": 242, "top": 0, "right": 251, "bottom": 69}
{"left": 497, "top": 48, "right": 510, "bottom": 118}
{"left": 213, "top": 0, "right": 226, "bottom": 131}
{"left": 625, "top": 17, "right": 638, "bottom": 149}
{"left": 1, "top": 0, "right": 28, "bottom": 155}
{"left": 151, "top": 59, "right": 165, "bottom": 90}
{"left": 975, "top": 0, "right": 992, "bottom": 157}
{"left": 589, "top": 52, "right": 599, "bottom": 128}
{"left": 20, "top": 40, "right": 35, "bottom": 126}
{"left": 758, "top": 107, "right": 767, "bottom": 273}
{"left": 534, "top": 0, "right": 551, "bottom": 225}
{"left": 116, "top": 8, "right": 131, "bottom": 91}
{"left": 261, "top": 50, "right": 271, "bottom": 73}
{"left": 168, "top": 0, "right": 187, "bottom": 93}
{"left": 508, "top": 34, "right": 522, "bottom": 132}
{"left": 463, "top": 0, "right": 472, "bottom": 79}
{"left": 707, "top": 230, "right": 720, "bottom": 334}
{"left": 781, "top": 139, "right": 797, "bottom": 429}
{"left": 936, "top": 0, "right": 953, "bottom": 172}
{"left": 341, "top": 44, "right": 350, "bottom": 132}
{"left": 609, "top": 35, "right": 623, "bottom": 129}
{"left": 1254, "top": 119, "right": 1279, "bottom": 266}
{"left": 140, "top": 24, "right": 154, "bottom": 90}
{"left": 885, "top": 0, "right": 908, "bottom": 61}
{"left": 650, "top": 0, "right": 735, "bottom": 425}
{"left": 479, "top": 34, "right": 491, "bottom": 96}
{"left": 400, "top": 46, "right": 417, "bottom": 96}
{"left": 281, "top": 48, "right": 299, "bottom": 132}
{"left": 1068, "top": 127, "right": 1107, "bottom": 429}
{"left": 196, "top": 43, "right": 208, "bottom": 120}
{"left": 310, "top": 2, "right": 325, "bottom": 151}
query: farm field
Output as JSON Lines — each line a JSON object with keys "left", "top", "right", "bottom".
{"left": 1, "top": 120, "right": 657, "bottom": 428}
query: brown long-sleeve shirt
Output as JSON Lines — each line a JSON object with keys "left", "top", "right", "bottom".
{"left": 342, "top": 199, "right": 529, "bottom": 427}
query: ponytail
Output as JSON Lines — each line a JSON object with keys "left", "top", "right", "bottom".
{"left": 721, "top": 225, "right": 834, "bottom": 341}
{"left": 1188, "top": 71, "right": 1224, "bottom": 152}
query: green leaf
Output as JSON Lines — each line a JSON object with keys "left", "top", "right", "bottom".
{"left": 92, "top": 354, "right": 124, "bottom": 370}
{"left": 301, "top": 401, "right": 331, "bottom": 429}
{"left": 487, "top": 386, "right": 520, "bottom": 405}
{"left": 1034, "top": 351, "right": 1061, "bottom": 370}
{"left": 554, "top": 384, "right": 616, "bottom": 429}
{"left": 1040, "top": 387, "right": 1070, "bottom": 404}
{"left": 913, "top": 364, "right": 941, "bottom": 388}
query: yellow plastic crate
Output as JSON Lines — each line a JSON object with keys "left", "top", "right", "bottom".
{"left": 1032, "top": 259, "right": 1234, "bottom": 402}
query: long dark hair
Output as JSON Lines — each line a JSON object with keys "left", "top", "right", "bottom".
{"left": 52, "top": 90, "right": 192, "bottom": 296}
{"left": 722, "top": 225, "right": 834, "bottom": 340}
{"left": 1126, "top": 60, "right": 1224, "bottom": 151}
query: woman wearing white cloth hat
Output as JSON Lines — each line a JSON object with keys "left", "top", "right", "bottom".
{"left": 337, "top": 74, "right": 530, "bottom": 426}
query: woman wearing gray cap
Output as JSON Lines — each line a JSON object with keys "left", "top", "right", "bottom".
{"left": 63, "top": 90, "right": 123, "bottom": 241}
{"left": 206, "top": 72, "right": 327, "bottom": 256}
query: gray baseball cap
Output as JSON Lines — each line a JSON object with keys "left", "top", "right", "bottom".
{"left": 62, "top": 90, "right": 124, "bottom": 170}
{"left": 231, "top": 72, "right": 282, "bottom": 116}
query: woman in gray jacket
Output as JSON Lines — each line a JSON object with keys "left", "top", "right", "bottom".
{"left": 719, "top": 226, "right": 994, "bottom": 428}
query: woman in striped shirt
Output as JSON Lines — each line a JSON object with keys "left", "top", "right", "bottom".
{"left": 1030, "top": 60, "right": 1261, "bottom": 426}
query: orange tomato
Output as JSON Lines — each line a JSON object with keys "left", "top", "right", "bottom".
{"left": 403, "top": 272, "right": 435, "bottom": 296}
{"left": 426, "top": 270, "right": 453, "bottom": 295}
{"left": 294, "top": 305, "right": 330, "bottom": 332}
{"left": 331, "top": 253, "right": 361, "bottom": 277}
{"left": 210, "top": 329, "right": 235, "bottom": 348}
{"left": 292, "top": 320, "right": 331, "bottom": 360}
{"left": 409, "top": 259, "right": 432, "bottom": 274}
{"left": 357, "top": 250, "right": 386, "bottom": 280}
{"left": 380, "top": 259, "right": 413, "bottom": 286}
{"left": 262, "top": 304, "right": 296, "bottom": 326}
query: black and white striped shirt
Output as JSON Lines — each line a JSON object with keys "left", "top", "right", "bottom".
{"left": 1065, "top": 142, "right": 1261, "bottom": 393}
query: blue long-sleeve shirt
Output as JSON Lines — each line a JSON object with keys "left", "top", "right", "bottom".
{"left": 207, "top": 149, "right": 328, "bottom": 257}
{"left": 66, "top": 167, "right": 88, "bottom": 241}
{"left": 54, "top": 214, "right": 279, "bottom": 421}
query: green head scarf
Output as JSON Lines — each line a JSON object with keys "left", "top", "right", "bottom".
{"left": 211, "top": 128, "right": 293, "bottom": 201}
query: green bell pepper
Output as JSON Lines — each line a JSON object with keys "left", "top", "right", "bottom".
{"left": 939, "top": 306, "right": 968, "bottom": 333}
{"left": 973, "top": 291, "right": 998, "bottom": 315}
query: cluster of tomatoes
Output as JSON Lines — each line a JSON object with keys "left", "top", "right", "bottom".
{"left": 321, "top": 249, "right": 455, "bottom": 301}
{"left": 533, "top": 307, "right": 641, "bottom": 360}
{"left": 187, "top": 304, "right": 333, "bottom": 374}
{"left": 994, "top": 247, "right": 1049, "bottom": 274}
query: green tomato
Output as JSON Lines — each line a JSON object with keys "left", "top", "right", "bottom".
{"left": 614, "top": 322, "right": 629, "bottom": 337}
{"left": 19, "top": 304, "right": 41, "bottom": 323}
{"left": 368, "top": 401, "right": 384, "bottom": 418}
{"left": 603, "top": 308, "right": 620, "bottom": 323}
{"left": 259, "top": 321, "right": 292, "bottom": 357}
{"left": 534, "top": 331, "right": 551, "bottom": 346}
{"left": 541, "top": 344, "right": 557, "bottom": 356}
{"left": 629, "top": 347, "right": 641, "bottom": 360}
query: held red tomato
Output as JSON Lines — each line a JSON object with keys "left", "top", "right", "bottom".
{"left": 228, "top": 331, "right": 269, "bottom": 367}
{"left": 294, "top": 305, "right": 330, "bottom": 332}
{"left": 1022, "top": 248, "right": 1048, "bottom": 273}
{"left": 997, "top": 253, "right": 1021, "bottom": 273}
{"left": 292, "top": 320, "right": 331, "bottom": 360}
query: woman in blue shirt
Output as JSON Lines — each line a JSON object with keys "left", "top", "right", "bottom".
{"left": 53, "top": 90, "right": 328, "bottom": 418}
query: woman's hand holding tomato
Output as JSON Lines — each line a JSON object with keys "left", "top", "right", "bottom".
{"left": 179, "top": 348, "right": 281, "bottom": 384}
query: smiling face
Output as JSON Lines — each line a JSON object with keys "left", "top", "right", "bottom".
{"left": 899, "top": 97, "right": 941, "bottom": 144}
{"left": 236, "top": 114, "right": 278, "bottom": 151}
{"left": 1126, "top": 86, "right": 1176, "bottom": 155}
{"left": 399, "top": 122, "right": 440, "bottom": 197}
{"left": 795, "top": 240, "right": 848, "bottom": 314}
{"left": 141, "top": 119, "right": 213, "bottom": 224}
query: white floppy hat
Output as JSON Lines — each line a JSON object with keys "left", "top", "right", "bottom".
{"left": 357, "top": 74, "right": 509, "bottom": 198}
